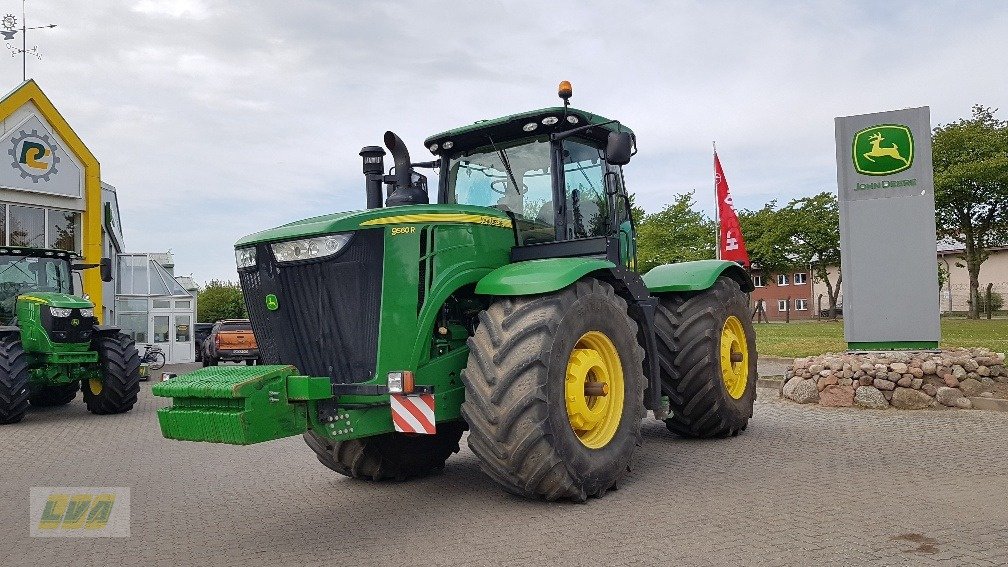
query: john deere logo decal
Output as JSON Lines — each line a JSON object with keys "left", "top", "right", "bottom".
{"left": 852, "top": 124, "right": 913, "bottom": 176}
{"left": 8, "top": 128, "right": 61, "bottom": 183}
{"left": 265, "top": 294, "right": 279, "bottom": 311}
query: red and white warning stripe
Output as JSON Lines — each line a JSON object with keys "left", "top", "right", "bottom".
{"left": 390, "top": 393, "right": 436, "bottom": 434}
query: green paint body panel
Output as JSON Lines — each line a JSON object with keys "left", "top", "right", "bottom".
{"left": 642, "top": 259, "right": 755, "bottom": 293}
{"left": 847, "top": 341, "right": 940, "bottom": 351}
{"left": 234, "top": 204, "right": 511, "bottom": 247}
{"left": 474, "top": 258, "right": 617, "bottom": 296}
{"left": 153, "top": 365, "right": 311, "bottom": 445}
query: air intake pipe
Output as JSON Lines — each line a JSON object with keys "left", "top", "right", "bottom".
{"left": 383, "top": 131, "right": 429, "bottom": 207}
{"left": 359, "top": 146, "right": 386, "bottom": 209}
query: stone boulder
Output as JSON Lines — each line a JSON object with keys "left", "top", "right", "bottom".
{"left": 890, "top": 387, "right": 937, "bottom": 410}
{"left": 935, "top": 386, "right": 965, "bottom": 407}
{"left": 959, "top": 378, "right": 984, "bottom": 397}
{"left": 854, "top": 386, "right": 888, "bottom": 409}
{"left": 819, "top": 384, "right": 855, "bottom": 407}
{"left": 873, "top": 378, "right": 896, "bottom": 391}
{"left": 787, "top": 379, "right": 819, "bottom": 404}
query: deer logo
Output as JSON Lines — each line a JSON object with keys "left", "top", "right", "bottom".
{"left": 863, "top": 132, "right": 909, "bottom": 166}
{"left": 852, "top": 124, "right": 914, "bottom": 176}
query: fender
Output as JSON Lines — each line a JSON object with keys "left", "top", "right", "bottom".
{"left": 94, "top": 325, "right": 123, "bottom": 336}
{"left": 642, "top": 259, "right": 754, "bottom": 294}
{"left": 475, "top": 258, "right": 617, "bottom": 296}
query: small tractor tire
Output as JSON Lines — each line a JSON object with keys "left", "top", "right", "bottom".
{"left": 29, "top": 382, "right": 79, "bottom": 407}
{"left": 84, "top": 333, "right": 141, "bottom": 415}
{"left": 656, "top": 276, "right": 757, "bottom": 438}
{"left": 0, "top": 335, "right": 29, "bottom": 424}
{"left": 303, "top": 420, "right": 465, "bottom": 481}
{"left": 461, "top": 278, "right": 645, "bottom": 502}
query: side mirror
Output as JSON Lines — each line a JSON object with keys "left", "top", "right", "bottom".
{"left": 606, "top": 131, "right": 633, "bottom": 166}
{"left": 100, "top": 257, "right": 113, "bottom": 282}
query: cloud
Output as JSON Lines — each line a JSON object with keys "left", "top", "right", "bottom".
{"left": 9, "top": 1, "right": 1007, "bottom": 285}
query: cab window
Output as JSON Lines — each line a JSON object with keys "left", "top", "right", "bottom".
{"left": 562, "top": 139, "right": 609, "bottom": 239}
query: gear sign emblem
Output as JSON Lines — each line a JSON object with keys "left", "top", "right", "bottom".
{"left": 8, "top": 128, "right": 60, "bottom": 183}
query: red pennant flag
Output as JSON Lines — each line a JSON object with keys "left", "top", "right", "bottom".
{"left": 715, "top": 152, "right": 750, "bottom": 267}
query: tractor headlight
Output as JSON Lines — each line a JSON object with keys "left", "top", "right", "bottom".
{"left": 271, "top": 233, "right": 352, "bottom": 263}
{"left": 80, "top": 308, "right": 94, "bottom": 318}
{"left": 49, "top": 307, "right": 72, "bottom": 317}
{"left": 235, "top": 247, "right": 257, "bottom": 270}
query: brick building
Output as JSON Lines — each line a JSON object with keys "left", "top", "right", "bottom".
{"left": 749, "top": 266, "right": 815, "bottom": 321}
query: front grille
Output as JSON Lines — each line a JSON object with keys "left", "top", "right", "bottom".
{"left": 42, "top": 309, "right": 96, "bottom": 344}
{"left": 239, "top": 230, "right": 384, "bottom": 383}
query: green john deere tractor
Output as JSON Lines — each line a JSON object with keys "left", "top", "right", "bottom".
{"left": 154, "top": 83, "right": 757, "bottom": 501}
{"left": 0, "top": 247, "right": 141, "bottom": 424}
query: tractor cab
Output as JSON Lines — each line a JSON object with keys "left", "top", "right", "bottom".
{"left": 427, "top": 97, "right": 636, "bottom": 265}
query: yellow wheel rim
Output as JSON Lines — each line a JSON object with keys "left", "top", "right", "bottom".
{"left": 565, "top": 331, "right": 624, "bottom": 449}
{"left": 720, "top": 315, "right": 749, "bottom": 400}
{"left": 88, "top": 378, "right": 103, "bottom": 396}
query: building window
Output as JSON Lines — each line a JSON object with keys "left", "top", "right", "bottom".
{"left": 752, "top": 274, "right": 764, "bottom": 287}
{"left": 777, "top": 274, "right": 789, "bottom": 286}
{"left": 48, "top": 209, "right": 81, "bottom": 252}
{"left": 794, "top": 272, "right": 807, "bottom": 285}
{"left": 796, "top": 299, "right": 808, "bottom": 311}
{"left": 152, "top": 299, "right": 171, "bottom": 309}
{"left": 9, "top": 204, "right": 45, "bottom": 248}
{"left": 778, "top": 299, "right": 788, "bottom": 312}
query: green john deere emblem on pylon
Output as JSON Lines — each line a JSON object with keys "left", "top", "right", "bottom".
{"left": 852, "top": 124, "right": 914, "bottom": 176}
{"left": 265, "top": 294, "right": 279, "bottom": 311}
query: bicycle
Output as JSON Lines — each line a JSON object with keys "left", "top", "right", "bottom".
{"left": 140, "top": 344, "right": 166, "bottom": 370}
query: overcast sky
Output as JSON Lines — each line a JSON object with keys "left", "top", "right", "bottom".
{"left": 10, "top": 1, "right": 1007, "bottom": 283}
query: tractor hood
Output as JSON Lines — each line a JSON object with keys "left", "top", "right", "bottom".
{"left": 234, "top": 204, "right": 512, "bottom": 248}
{"left": 18, "top": 292, "right": 94, "bottom": 309}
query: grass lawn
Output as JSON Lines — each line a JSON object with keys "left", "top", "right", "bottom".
{"left": 755, "top": 318, "right": 1008, "bottom": 358}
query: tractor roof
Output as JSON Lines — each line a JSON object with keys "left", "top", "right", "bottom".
{"left": 0, "top": 246, "right": 78, "bottom": 259}
{"left": 424, "top": 106, "right": 633, "bottom": 156}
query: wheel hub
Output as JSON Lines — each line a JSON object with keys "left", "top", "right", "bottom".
{"left": 565, "top": 331, "right": 624, "bottom": 449}
{"left": 88, "top": 378, "right": 102, "bottom": 396}
{"left": 720, "top": 315, "right": 749, "bottom": 400}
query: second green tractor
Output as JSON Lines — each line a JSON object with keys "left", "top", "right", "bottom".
{"left": 154, "top": 84, "right": 757, "bottom": 501}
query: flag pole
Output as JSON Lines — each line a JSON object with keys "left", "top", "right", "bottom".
{"left": 713, "top": 141, "right": 721, "bottom": 260}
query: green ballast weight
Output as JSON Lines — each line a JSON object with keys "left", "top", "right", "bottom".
{"left": 152, "top": 365, "right": 331, "bottom": 445}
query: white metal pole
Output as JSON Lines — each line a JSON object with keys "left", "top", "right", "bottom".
{"left": 713, "top": 141, "right": 721, "bottom": 260}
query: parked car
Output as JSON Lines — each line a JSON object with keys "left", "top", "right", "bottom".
{"left": 202, "top": 319, "right": 259, "bottom": 366}
{"left": 193, "top": 323, "right": 213, "bottom": 362}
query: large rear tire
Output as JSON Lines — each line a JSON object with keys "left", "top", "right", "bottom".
{"left": 84, "top": 333, "right": 141, "bottom": 415}
{"left": 461, "top": 278, "right": 645, "bottom": 502}
{"left": 655, "top": 277, "right": 757, "bottom": 438}
{"left": 303, "top": 420, "right": 465, "bottom": 481}
{"left": 29, "top": 382, "right": 79, "bottom": 407}
{"left": 0, "top": 335, "right": 28, "bottom": 424}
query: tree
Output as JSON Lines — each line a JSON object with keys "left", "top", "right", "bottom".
{"left": 933, "top": 105, "right": 1008, "bottom": 318}
{"left": 635, "top": 192, "right": 715, "bottom": 273}
{"left": 197, "top": 280, "right": 247, "bottom": 323}
{"left": 784, "top": 192, "right": 842, "bottom": 319}
{"left": 737, "top": 201, "right": 794, "bottom": 277}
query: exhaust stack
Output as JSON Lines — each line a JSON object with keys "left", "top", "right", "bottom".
{"left": 383, "top": 131, "right": 429, "bottom": 207}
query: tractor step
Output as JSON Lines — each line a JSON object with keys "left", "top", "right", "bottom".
{"left": 152, "top": 365, "right": 330, "bottom": 445}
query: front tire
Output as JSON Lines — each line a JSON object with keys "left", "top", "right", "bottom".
{"left": 84, "top": 333, "right": 141, "bottom": 415}
{"left": 0, "top": 335, "right": 28, "bottom": 424}
{"left": 29, "top": 382, "right": 78, "bottom": 407}
{"left": 461, "top": 278, "right": 645, "bottom": 501}
{"left": 303, "top": 420, "right": 465, "bottom": 481}
{"left": 655, "top": 277, "right": 757, "bottom": 438}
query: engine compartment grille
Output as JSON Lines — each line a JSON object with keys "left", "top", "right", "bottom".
{"left": 239, "top": 230, "right": 383, "bottom": 383}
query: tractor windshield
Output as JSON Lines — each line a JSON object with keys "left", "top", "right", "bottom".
{"left": 445, "top": 137, "right": 556, "bottom": 244}
{"left": 0, "top": 255, "right": 72, "bottom": 322}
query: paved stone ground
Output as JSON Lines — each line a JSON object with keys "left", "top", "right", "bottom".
{"left": 2, "top": 361, "right": 1007, "bottom": 566}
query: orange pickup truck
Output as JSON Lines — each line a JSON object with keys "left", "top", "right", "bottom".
{"left": 202, "top": 319, "right": 259, "bottom": 366}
